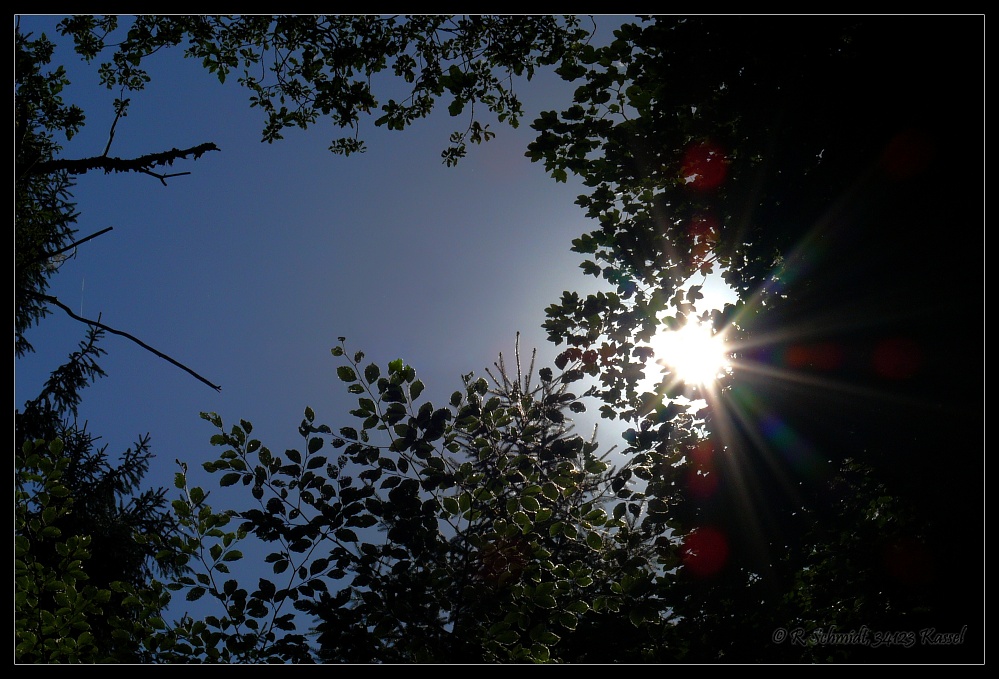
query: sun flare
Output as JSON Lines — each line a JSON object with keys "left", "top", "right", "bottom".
{"left": 648, "top": 319, "right": 731, "bottom": 388}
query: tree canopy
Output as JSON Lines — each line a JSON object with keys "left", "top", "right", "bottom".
{"left": 54, "top": 15, "right": 589, "bottom": 164}
{"left": 530, "top": 16, "right": 983, "bottom": 659}
{"left": 15, "top": 14, "right": 983, "bottom": 664}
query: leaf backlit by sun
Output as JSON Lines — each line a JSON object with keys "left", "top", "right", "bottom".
{"left": 649, "top": 320, "right": 731, "bottom": 387}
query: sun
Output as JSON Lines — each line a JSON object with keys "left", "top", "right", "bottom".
{"left": 647, "top": 318, "right": 731, "bottom": 388}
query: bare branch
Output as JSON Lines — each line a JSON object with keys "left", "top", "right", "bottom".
{"left": 25, "top": 226, "right": 114, "bottom": 267}
{"left": 142, "top": 169, "right": 193, "bottom": 186}
{"left": 27, "top": 142, "right": 221, "bottom": 179}
{"left": 102, "top": 99, "right": 124, "bottom": 157}
{"left": 39, "top": 293, "right": 222, "bottom": 392}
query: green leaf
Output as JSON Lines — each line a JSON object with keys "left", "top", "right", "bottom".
{"left": 219, "top": 473, "right": 241, "bottom": 487}
{"left": 530, "top": 625, "right": 561, "bottom": 645}
{"left": 337, "top": 366, "right": 357, "bottom": 382}
{"left": 613, "top": 502, "right": 627, "bottom": 520}
{"left": 257, "top": 578, "right": 277, "bottom": 599}
{"left": 542, "top": 483, "right": 560, "bottom": 501}
{"left": 364, "top": 363, "right": 380, "bottom": 384}
{"left": 557, "top": 612, "right": 578, "bottom": 630}
{"left": 334, "top": 528, "right": 358, "bottom": 542}
{"left": 410, "top": 380, "right": 425, "bottom": 400}
{"left": 531, "top": 643, "right": 551, "bottom": 662}
{"left": 495, "top": 630, "right": 519, "bottom": 645}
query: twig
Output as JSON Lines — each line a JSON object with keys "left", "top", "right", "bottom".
{"left": 142, "top": 169, "right": 193, "bottom": 187}
{"left": 39, "top": 293, "right": 222, "bottom": 392}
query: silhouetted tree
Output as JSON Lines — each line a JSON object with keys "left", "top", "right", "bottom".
{"left": 529, "top": 15, "right": 983, "bottom": 662}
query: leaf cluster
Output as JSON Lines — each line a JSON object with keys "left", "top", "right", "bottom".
{"left": 164, "top": 338, "right": 714, "bottom": 662}
{"left": 56, "top": 15, "right": 592, "bottom": 165}
{"left": 15, "top": 436, "right": 176, "bottom": 663}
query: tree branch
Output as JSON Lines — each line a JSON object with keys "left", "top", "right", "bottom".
{"left": 39, "top": 293, "right": 222, "bottom": 392}
{"left": 25, "top": 226, "right": 114, "bottom": 267}
{"left": 27, "top": 142, "right": 221, "bottom": 179}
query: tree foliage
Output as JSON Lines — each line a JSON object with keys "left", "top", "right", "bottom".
{"left": 160, "top": 338, "right": 699, "bottom": 662}
{"left": 14, "top": 329, "right": 183, "bottom": 663}
{"left": 15, "top": 26, "right": 85, "bottom": 356}
{"left": 55, "top": 15, "right": 591, "bottom": 165}
{"left": 527, "top": 14, "right": 982, "bottom": 661}
{"left": 529, "top": 16, "right": 982, "bottom": 416}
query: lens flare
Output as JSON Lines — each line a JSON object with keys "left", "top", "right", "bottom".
{"left": 682, "top": 140, "right": 729, "bottom": 191}
{"left": 681, "top": 525, "right": 729, "bottom": 578}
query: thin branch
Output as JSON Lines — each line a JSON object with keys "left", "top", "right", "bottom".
{"left": 101, "top": 85, "right": 129, "bottom": 158}
{"left": 39, "top": 293, "right": 222, "bottom": 392}
{"left": 102, "top": 96, "right": 125, "bottom": 157}
{"left": 142, "top": 169, "right": 193, "bottom": 186}
{"left": 25, "top": 226, "right": 114, "bottom": 267}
